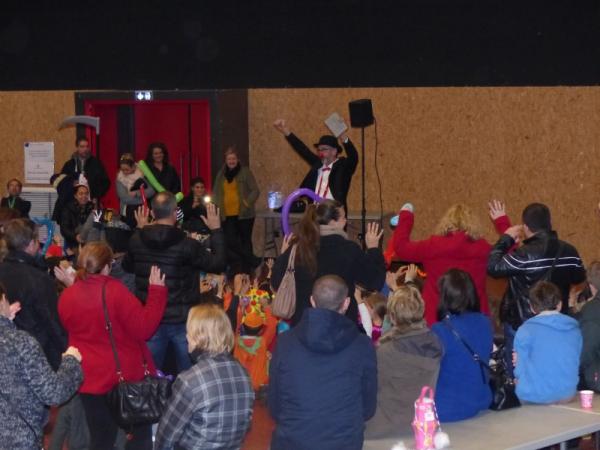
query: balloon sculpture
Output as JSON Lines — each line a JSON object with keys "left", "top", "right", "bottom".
{"left": 281, "top": 188, "right": 323, "bottom": 236}
{"left": 32, "top": 217, "right": 54, "bottom": 256}
{"left": 137, "top": 160, "right": 184, "bottom": 203}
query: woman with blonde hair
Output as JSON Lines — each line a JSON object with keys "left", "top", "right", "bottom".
{"left": 155, "top": 304, "right": 254, "bottom": 450}
{"left": 58, "top": 241, "right": 167, "bottom": 449}
{"left": 365, "top": 283, "right": 442, "bottom": 438}
{"left": 391, "top": 201, "right": 511, "bottom": 324}
{"left": 272, "top": 199, "right": 386, "bottom": 327}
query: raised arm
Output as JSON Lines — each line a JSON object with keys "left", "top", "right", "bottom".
{"left": 273, "top": 118, "right": 320, "bottom": 166}
{"left": 392, "top": 206, "right": 438, "bottom": 262}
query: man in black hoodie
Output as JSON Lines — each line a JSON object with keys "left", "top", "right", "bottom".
{"left": 268, "top": 275, "right": 377, "bottom": 450}
{"left": 123, "top": 192, "right": 226, "bottom": 372}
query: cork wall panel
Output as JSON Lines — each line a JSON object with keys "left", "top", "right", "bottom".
{"left": 248, "top": 87, "right": 600, "bottom": 262}
{"left": 0, "top": 91, "right": 75, "bottom": 187}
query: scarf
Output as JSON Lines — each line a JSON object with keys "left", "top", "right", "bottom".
{"left": 117, "top": 166, "right": 143, "bottom": 192}
{"left": 224, "top": 163, "right": 241, "bottom": 183}
{"left": 319, "top": 224, "right": 348, "bottom": 240}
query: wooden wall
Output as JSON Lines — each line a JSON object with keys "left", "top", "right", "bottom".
{"left": 2, "top": 87, "right": 600, "bottom": 264}
{"left": 0, "top": 91, "right": 75, "bottom": 187}
{"left": 248, "top": 87, "right": 600, "bottom": 263}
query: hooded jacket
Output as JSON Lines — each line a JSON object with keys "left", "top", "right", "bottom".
{"left": 514, "top": 311, "right": 582, "bottom": 404}
{"left": 365, "top": 328, "right": 443, "bottom": 438}
{"left": 268, "top": 308, "right": 377, "bottom": 450}
{"left": 488, "top": 230, "right": 586, "bottom": 328}
{"left": 122, "top": 224, "right": 226, "bottom": 323}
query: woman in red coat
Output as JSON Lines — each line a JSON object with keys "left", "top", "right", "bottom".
{"left": 58, "top": 241, "right": 167, "bottom": 450}
{"left": 392, "top": 202, "right": 510, "bottom": 325}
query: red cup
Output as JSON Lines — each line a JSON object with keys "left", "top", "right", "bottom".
{"left": 580, "top": 390, "right": 594, "bottom": 409}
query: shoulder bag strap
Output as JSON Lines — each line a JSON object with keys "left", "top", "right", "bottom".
{"left": 101, "top": 281, "right": 124, "bottom": 381}
{"left": 287, "top": 244, "right": 297, "bottom": 271}
{"left": 442, "top": 318, "right": 489, "bottom": 382}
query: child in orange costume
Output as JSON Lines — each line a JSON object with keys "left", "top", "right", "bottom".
{"left": 233, "top": 288, "right": 278, "bottom": 391}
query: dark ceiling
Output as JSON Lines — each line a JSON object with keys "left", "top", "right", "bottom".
{"left": 1, "top": 0, "right": 598, "bottom": 90}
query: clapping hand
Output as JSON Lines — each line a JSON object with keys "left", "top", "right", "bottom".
{"left": 54, "top": 265, "right": 76, "bottom": 287}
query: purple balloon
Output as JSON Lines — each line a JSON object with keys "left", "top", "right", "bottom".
{"left": 281, "top": 188, "right": 323, "bottom": 236}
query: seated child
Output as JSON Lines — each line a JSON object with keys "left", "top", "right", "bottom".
{"left": 514, "top": 281, "right": 582, "bottom": 404}
{"left": 233, "top": 287, "right": 278, "bottom": 391}
{"left": 576, "top": 261, "right": 600, "bottom": 391}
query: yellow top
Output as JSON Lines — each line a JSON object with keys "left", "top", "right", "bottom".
{"left": 223, "top": 179, "right": 240, "bottom": 216}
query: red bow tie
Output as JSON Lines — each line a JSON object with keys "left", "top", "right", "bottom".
{"left": 322, "top": 167, "right": 331, "bottom": 171}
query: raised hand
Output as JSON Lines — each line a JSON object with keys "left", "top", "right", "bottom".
{"left": 365, "top": 222, "right": 384, "bottom": 249}
{"left": 201, "top": 203, "right": 221, "bottom": 230}
{"left": 273, "top": 119, "right": 291, "bottom": 136}
{"left": 149, "top": 265, "right": 166, "bottom": 286}
{"left": 281, "top": 233, "right": 295, "bottom": 254}
{"left": 134, "top": 206, "right": 150, "bottom": 228}
{"left": 488, "top": 200, "right": 506, "bottom": 220}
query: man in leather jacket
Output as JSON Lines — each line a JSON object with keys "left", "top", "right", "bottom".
{"left": 488, "top": 203, "right": 585, "bottom": 376}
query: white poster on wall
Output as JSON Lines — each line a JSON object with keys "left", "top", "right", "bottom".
{"left": 24, "top": 141, "right": 55, "bottom": 184}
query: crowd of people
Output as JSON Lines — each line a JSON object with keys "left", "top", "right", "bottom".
{"left": 0, "top": 127, "right": 596, "bottom": 450}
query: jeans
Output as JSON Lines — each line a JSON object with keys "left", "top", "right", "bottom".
{"left": 503, "top": 322, "right": 517, "bottom": 379}
{"left": 146, "top": 323, "right": 192, "bottom": 372}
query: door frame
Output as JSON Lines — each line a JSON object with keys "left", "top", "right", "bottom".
{"left": 74, "top": 89, "right": 249, "bottom": 190}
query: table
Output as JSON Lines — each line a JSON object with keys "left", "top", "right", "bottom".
{"left": 256, "top": 209, "right": 386, "bottom": 257}
{"left": 363, "top": 400, "right": 600, "bottom": 450}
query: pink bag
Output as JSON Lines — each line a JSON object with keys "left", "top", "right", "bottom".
{"left": 271, "top": 245, "right": 297, "bottom": 320}
{"left": 412, "top": 386, "right": 438, "bottom": 450}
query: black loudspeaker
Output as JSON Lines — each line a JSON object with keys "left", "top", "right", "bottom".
{"left": 349, "top": 99, "right": 374, "bottom": 128}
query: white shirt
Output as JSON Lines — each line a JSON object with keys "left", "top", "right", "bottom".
{"left": 315, "top": 159, "right": 338, "bottom": 199}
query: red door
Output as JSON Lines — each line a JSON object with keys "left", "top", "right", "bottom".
{"left": 84, "top": 100, "right": 211, "bottom": 210}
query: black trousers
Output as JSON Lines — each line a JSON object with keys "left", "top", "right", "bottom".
{"left": 80, "top": 393, "right": 152, "bottom": 450}
{"left": 223, "top": 216, "right": 258, "bottom": 274}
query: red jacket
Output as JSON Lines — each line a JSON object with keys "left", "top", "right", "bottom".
{"left": 392, "top": 210, "right": 510, "bottom": 325}
{"left": 58, "top": 274, "right": 167, "bottom": 394}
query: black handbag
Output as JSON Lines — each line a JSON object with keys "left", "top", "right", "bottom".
{"left": 101, "top": 282, "right": 172, "bottom": 428}
{"left": 443, "top": 318, "right": 521, "bottom": 411}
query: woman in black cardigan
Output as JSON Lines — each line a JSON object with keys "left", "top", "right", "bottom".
{"left": 271, "top": 200, "right": 386, "bottom": 326}
{"left": 144, "top": 142, "right": 181, "bottom": 194}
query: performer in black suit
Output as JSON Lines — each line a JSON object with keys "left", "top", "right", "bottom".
{"left": 273, "top": 119, "right": 358, "bottom": 212}
{"left": 1, "top": 178, "right": 31, "bottom": 219}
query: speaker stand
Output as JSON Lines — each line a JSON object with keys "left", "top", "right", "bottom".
{"left": 360, "top": 126, "right": 366, "bottom": 250}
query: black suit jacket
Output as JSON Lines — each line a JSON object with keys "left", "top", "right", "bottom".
{"left": 0, "top": 196, "right": 31, "bottom": 219}
{"left": 285, "top": 133, "right": 358, "bottom": 211}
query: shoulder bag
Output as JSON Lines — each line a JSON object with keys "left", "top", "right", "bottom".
{"left": 271, "top": 245, "right": 297, "bottom": 319}
{"left": 101, "top": 282, "right": 172, "bottom": 428}
{"left": 443, "top": 318, "right": 520, "bottom": 411}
